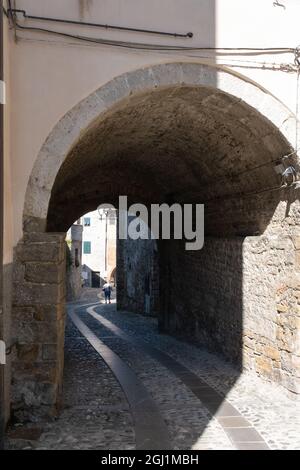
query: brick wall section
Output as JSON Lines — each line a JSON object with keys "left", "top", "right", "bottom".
{"left": 11, "top": 232, "right": 66, "bottom": 422}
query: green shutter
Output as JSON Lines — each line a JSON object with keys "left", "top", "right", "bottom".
{"left": 83, "top": 241, "right": 91, "bottom": 254}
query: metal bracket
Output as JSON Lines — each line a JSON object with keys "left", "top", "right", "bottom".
{"left": 0, "top": 80, "right": 5, "bottom": 105}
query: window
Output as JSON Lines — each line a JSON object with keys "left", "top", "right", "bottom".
{"left": 83, "top": 241, "right": 91, "bottom": 254}
{"left": 84, "top": 217, "right": 91, "bottom": 227}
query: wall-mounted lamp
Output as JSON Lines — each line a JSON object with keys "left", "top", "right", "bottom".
{"left": 274, "top": 158, "right": 299, "bottom": 187}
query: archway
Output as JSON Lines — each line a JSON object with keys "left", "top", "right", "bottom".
{"left": 108, "top": 268, "right": 116, "bottom": 286}
{"left": 12, "top": 63, "right": 300, "bottom": 421}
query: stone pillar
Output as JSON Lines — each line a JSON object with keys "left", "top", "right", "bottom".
{"left": 66, "top": 224, "right": 83, "bottom": 300}
{"left": 11, "top": 232, "right": 66, "bottom": 422}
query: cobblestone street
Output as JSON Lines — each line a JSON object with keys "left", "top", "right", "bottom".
{"left": 5, "top": 291, "right": 300, "bottom": 450}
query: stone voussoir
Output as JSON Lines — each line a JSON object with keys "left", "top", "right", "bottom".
{"left": 25, "top": 262, "right": 65, "bottom": 284}
{"left": 16, "top": 242, "right": 65, "bottom": 263}
{"left": 13, "top": 282, "right": 65, "bottom": 306}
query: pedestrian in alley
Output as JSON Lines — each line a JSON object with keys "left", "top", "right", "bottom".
{"left": 102, "top": 280, "right": 113, "bottom": 304}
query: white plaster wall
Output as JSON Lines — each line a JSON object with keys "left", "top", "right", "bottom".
{"left": 4, "top": 0, "right": 300, "bottom": 245}
{"left": 81, "top": 211, "right": 106, "bottom": 274}
{"left": 81, "top": 210, "right": 116, "bottom": 278}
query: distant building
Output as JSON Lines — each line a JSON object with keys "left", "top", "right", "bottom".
{"left": 79, "top": 209, "right": 116, "bottom": 288}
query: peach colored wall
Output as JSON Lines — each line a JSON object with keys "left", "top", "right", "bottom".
{"left": 4, "top": 12, "right": 12, "bottom": 265}
{"left": 5, "top": 0, "right": 300, "bottom": 245}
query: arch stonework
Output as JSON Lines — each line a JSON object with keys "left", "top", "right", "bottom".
{"left": 107, "top": 267, "right": 116, "bottom": 284}
{"left": 24, "top": 62, "right": 299, "bottom": 227}
{"left": 12, "top": 62, "right": 300, "bottom": 422}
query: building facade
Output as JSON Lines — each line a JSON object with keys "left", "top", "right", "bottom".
{"left": 81, "top": 209, "right": 116, "bottom": 288}
{"left": 66, "top": 209, "right": 117, "bottom": 295}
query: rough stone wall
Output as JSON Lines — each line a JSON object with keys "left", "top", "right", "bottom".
{"left": 159, "top": 237, "right": 244, "bottom": 363}
{"left": 159, "top": 221, "right": 299, "bottom": 395}
{"left": 241, "top": 195, "right": 300, "bottom": 394}
{"left": 117, "top": 236, "right": 159, "bottom": 316}
{"left": 11, "top": 232, "right": 66, "bottom": 422}
{"left": 242, "top": 234, "right": 300, "bottom": 394}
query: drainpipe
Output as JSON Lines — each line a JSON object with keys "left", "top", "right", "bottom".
{"left": 0, "top": 0, "right": 5, "bottom": 450}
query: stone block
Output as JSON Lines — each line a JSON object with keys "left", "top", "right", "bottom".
{"left": 23, "top": 232, "right": 66, "bottom": 244}
{"left": 13, "top": 306, "right": 35, "bottom": 322}
{"left": 264, "top": 345, "right": 281, "bottom": 362}
{"left": 42, "top": 344, "right": 58, "bottom": 361}
{"left": 281, "top": 351, "right": 300, "bottom": 378}
{"left": 124, "top": 67, "right": 157, "bottom": 93}
{"left": 23, "top": 216, "right": 47, "bottom": 233}
{"left": 16, "top": 241, "right": 65, "bottom": 263}
{"left": 14, "top": 322, "right": 37, "bottom": 344}
{"left": 35, "top": 322, "right": 60, "bottom": 343}
{"left": 25, "top": 262, "right": 64, "bottom": 284}
{"left": 14, "top": 318, "right": 62, "bottom": 344}
{"left": 13, "top": 361, "right": 58, "bottom": 384}
{"left": 33, "top": 304, "right": 65, "bottom": 322}
{"left": 13, "top": 261, "right": 25, "bottom": 283}
{"left": 13, "top": 282, "right": 65, "bottom": 306}
{"left": 255, "top": 356, "right": 273, "bottom": 376}
{"left": 96, "top": 74, "right": 130, "bottom": 107}
{"left": 281, "top": 372, "right": 300, "bottom": 394}
{"left": 17, "top": 344, "right": 40, "bottom": 362}
{"left": 39, "top": 383, "right": 58, "bottom": 406}
{"left": 276, "top": 304, "right": 288, "bottom": 313}
{"left": 292, "top": 236, "right": 300, "bottom": 251}
{"left": 295, "top": 251, "right": 300, "bottom": 267}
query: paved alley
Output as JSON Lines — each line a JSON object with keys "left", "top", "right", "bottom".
{"left": 5, "top": 292, "right": 300, "bottom": 451}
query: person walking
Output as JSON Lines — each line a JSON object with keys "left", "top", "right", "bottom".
{"left": 102, "top": 281, "right": 113, "bottom": 304}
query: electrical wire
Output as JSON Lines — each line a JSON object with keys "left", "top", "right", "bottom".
{"left": 13, "top": 35, "right": 296, "bottom": 75}
{"left": 201, "top": 180, "right": 297, "bottom": 208}
{"left": 3, "top": 3, "right": 299, "bottom": 193}
{"left": 3, "top": 5, "right": 296, "bottom": 55}
{"left": 185, "top": 149, "right": 298, "bottom": 198}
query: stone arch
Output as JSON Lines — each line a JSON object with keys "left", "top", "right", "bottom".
{"left": 107, "top": 267, "right": 116, "bottom": 286}
{"left": 24, "top": 62, "right": 299, "bottom": 229}
{"left": 13, "top": 62, "right": 300, "bottom": 422}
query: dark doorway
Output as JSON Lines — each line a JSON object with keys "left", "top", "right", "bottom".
{"left": 91, "top": 271, "right": 101, "bottom": 288}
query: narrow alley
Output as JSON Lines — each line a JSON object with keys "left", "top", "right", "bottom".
{"left": 6, "top": 290, "right": 300, "bottom": 451}
{"left": 1, "top": 3, "right": 300, "bottom": 454}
